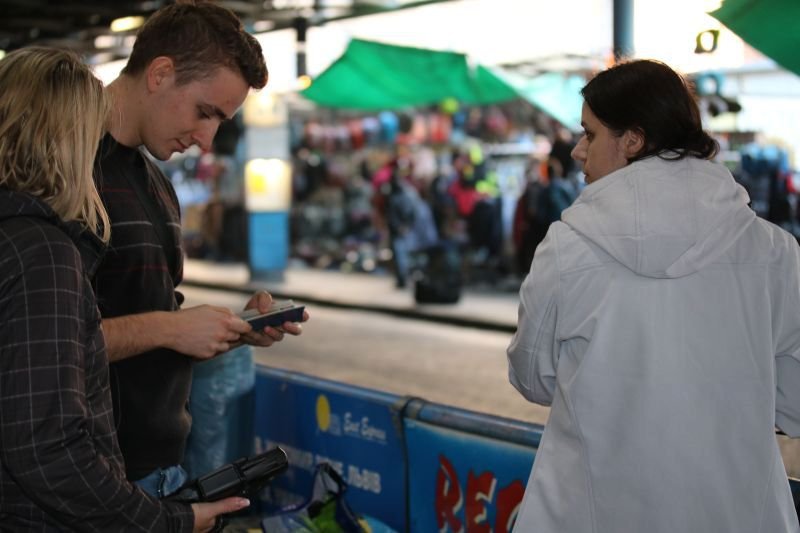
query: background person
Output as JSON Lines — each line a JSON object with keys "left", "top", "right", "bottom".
{"left": 508, "top": 59, "right": 800, "bottom": 532}
{"left": 0, "top": 46, "right": 242, "bottom": 533}
{"left": 94, "top": 0, "right": 307, "bottom": 497}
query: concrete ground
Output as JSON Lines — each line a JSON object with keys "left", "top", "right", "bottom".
{"left": 183, "top": 259, "right": 799, "bottom": 478}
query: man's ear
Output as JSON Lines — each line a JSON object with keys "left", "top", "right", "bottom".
{"left": 622, "top": 128, "right": 645, "bottom": 159}
{"left": 145, "top": 56, "right": 175, "bottom": 93}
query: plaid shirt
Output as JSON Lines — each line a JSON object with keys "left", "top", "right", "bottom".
{"left": 93, "top": 135, "right": 193, "bottom": 481}
{"left": 0, "top": 190, "right": 193, "bottom": 532}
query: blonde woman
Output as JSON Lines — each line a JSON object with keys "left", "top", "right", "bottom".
{"left": 0, "top": 48, "right": 245, "bottom": 532}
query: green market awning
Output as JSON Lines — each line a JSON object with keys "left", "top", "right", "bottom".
{"left": 489, "top": 68, "right": 584, "bottom": 130}
{"left": 300, "top": 38, "right": 519, "bottom": 110}
{"left": 710, "top": 0, "right": 800, "bottom": 76}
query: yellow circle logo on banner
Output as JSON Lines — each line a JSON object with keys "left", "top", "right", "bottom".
{"left": 316, "top": 394, "right": 331, "bottom": 432}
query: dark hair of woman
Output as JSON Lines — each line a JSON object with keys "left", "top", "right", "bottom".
{"left": 581, "top": 59, "right": 718, "bottom": 161}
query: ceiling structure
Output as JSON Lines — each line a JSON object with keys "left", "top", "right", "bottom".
{"left": 0, "top": 0, "right": 455, "bottom": 65}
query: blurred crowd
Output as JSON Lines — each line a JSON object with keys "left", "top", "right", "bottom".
{"left": 288, "top": 126, "right": 582, "bottom": 295}
{"left": 169, "top": 108, "right": 800, "bottom": 299}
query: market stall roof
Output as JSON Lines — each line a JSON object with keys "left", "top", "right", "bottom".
{"left": 710, "top": 0, "right": 800, "bottom": 76}
{"left": 300, "top": 38, "right": 519, "bottom": 110}
{"left": 490, "top": 69, "right": 584, "bottom": 131}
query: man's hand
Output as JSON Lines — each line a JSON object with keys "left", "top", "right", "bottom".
{"left": 239, "top": 290, "right": 310, "bottom": 347}
{"left": 191, "top": 497, "right": 249, "bottom": 533}
{"left": 165, "top": 305, "right": 252, "bottom": 359}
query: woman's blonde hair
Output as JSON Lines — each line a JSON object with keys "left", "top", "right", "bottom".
{"left": 0, "top": 47, "right": 111, "bottom": 242}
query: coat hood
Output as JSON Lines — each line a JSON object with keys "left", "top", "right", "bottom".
{"left": 0, "top": 188, "right": 106, "bottom": 275}
{"left": 561, "top": 156, "right": 756, "bottom": 278}
{"left": 0, "top": 188, "right": 58, "bottom": 222}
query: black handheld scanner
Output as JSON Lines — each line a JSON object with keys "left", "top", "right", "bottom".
{"left": 168, "top": 447, "right": 288, "bottom": 503}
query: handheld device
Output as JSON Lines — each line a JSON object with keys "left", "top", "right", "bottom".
{"left": 238, "top": 299, "right": 306, "bottom": 331}
{"left": 167, "top": 447, "right": 289, "bottom": 504}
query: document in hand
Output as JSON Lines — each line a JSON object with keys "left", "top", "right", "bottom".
{"left": 238, "top": 299, "right": 305, "bottom": 331}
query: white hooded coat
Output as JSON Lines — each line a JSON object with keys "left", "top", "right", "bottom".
{"left": 508, "top": 155, "right": 800, "bottom": 533}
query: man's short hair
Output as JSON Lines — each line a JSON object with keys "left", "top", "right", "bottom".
{"left": 121, "top": 0, "right": 268, "bottom": 89}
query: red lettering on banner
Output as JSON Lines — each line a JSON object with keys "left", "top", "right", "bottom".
{"left": 433, "top": 454, "right": 525, "bottom": 532}
{"left": 436, "top": 454, "right": 463, "bottom": 532}
{"left": 466, "top": 471, "right": 496, "bottom": 532}
{"left": 495, "top": 480, "right": 525, "bottom": 533}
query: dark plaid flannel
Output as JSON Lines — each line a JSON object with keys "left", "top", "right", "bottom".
{"left": 0, "top": 189, "right": 193, "bottom": 531}
{"left": 93, "top": 134, "right": 193, "bottom": 481}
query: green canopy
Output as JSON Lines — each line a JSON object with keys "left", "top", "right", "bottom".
{"left": 710, "top": 0, "right": 800, "bottom": 76}
{"left": 489, "top": 68, "right": 584, "bottom": 130}
{"left": 300, "top": 38, "right": 518, "bottom": 110}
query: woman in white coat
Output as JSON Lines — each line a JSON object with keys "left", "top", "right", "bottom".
{"left": 508, "top": 59, "right": 800, "bottom": 533}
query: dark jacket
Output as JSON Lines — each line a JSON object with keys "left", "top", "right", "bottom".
{"left": 0, "top": 189, "right": 192, "bottom": 532}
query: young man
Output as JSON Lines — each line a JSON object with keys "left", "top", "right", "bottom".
{"left": 94, "top": 0, "right": 305, "bottom": 501}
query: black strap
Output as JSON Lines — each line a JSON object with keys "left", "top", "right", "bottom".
{"left": 121, "top": 157, "right": 179, "bottom": 276}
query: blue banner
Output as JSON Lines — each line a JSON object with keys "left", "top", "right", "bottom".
{"left": 253, "top": 367, "right": 406, "bottom": 532}
{"left": 404, "top": 418, "right": 536, "bottom": 533}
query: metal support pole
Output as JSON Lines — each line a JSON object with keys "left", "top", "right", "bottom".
{"left": 613, "top": 0, "right": 634, "bottom": 61}
{"left": 292, "top": 17, "right": 308, "bottom": 77}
